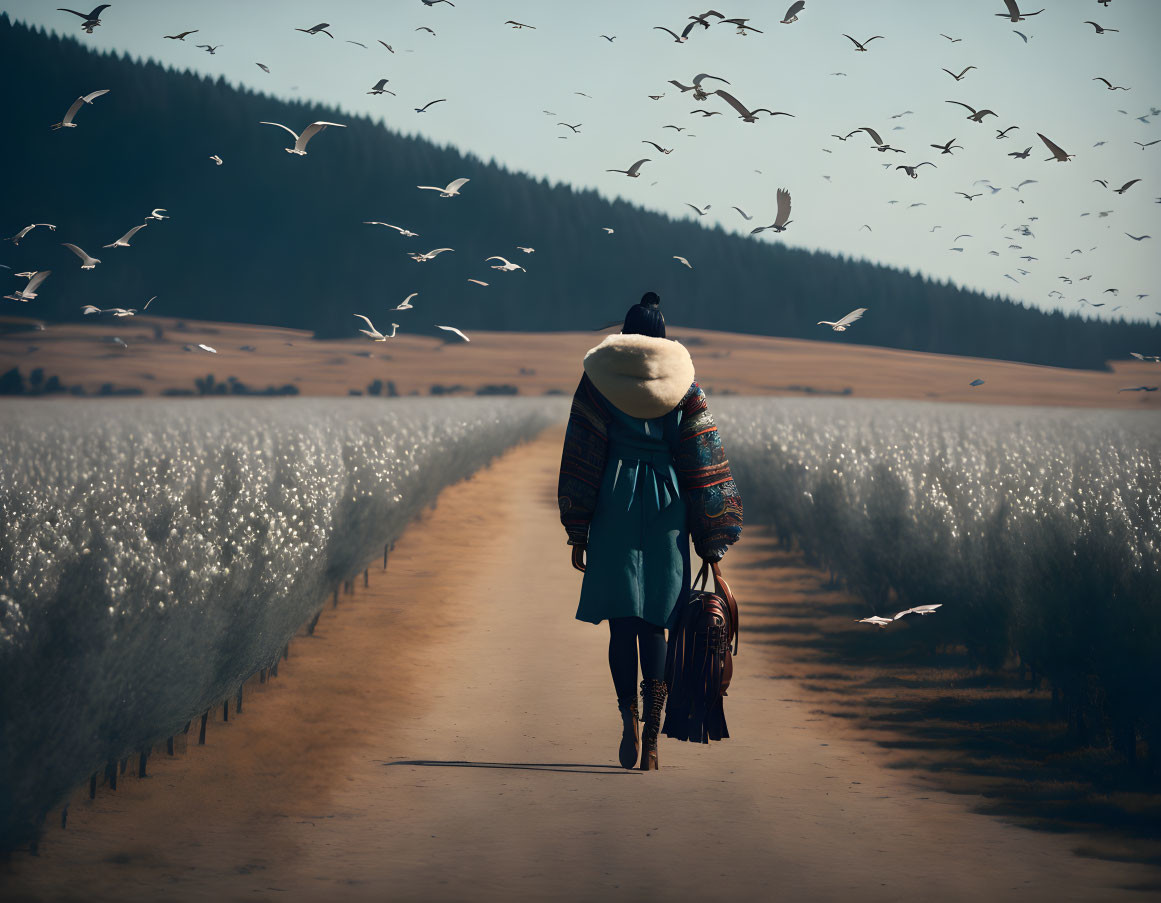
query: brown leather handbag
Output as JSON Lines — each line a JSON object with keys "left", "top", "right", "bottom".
{"left": 662, "top": 560, "right": 740, "bottom": 743}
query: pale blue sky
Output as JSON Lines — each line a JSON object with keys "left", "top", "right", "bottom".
{"left": 6, "top": 0, "right": 1160, "bottom": 322}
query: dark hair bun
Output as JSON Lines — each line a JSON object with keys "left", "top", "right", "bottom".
{"left": 640, "top": 291, "right": 661, "bottom": 307}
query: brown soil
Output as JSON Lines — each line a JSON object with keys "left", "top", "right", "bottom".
{"left": 2, "top": 316, "right": 1158, "bottom": 408}
{"left": 2, "top": 427, "right": 1157, "bottom": 902}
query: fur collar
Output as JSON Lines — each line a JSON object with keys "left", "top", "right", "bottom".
{"left": 582, "top": 334, "right": 695, "bottom": 419}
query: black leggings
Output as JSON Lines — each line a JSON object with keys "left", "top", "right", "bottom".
{"left": 608, "top": 617, "right": 666, "bottom": 699}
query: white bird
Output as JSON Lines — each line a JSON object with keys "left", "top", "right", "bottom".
{"left": 409, "top": 247, "right": 454, "bottom": 262}
{"left": 103, "top": 223, "right": 148, "bottom": 248}
{"left": 467, "top": 278, "right": 489, "bottom": 286}
{"left": 486, "top": 255, "right": 526, "bottom": 272}
{"left": 416, "top": 177, "right": 469, "bottom": 197}
{"left": 61, "top": 242, "right": 100, "bottom": 269}
{"left": 601, "top": 227, "right": 615, "bottom": 234}
{"left": 259, "top": 120, "right": 347, "bottom": 155}
{"left": 184, "top": 343, "right": 217, "bottom": 353}
{"left": 82, "top": 297, "right": 154, "bottom": 317}
{"left": 817, "top": 307, "right": 866, "bottom": 331}
{"left": 145, "top": 208, "right": 169, "bottom": 221}
{"left": 436, "top": 325, "right": 471, "bottom": 342}
{"left": 3, "top": 270, "right": 50, "bottom": 302}
{"left": 673, "top": 255, "right": 692, "bottom": 268}
{"left": 6, "top": 223, "right": 57, "bottom": 245}
{"left": 354, "top": 314, "right": 399, "bottom": 341}
{"left": 856, "top": 616, "right": 893, "bottom": 628}
{"left": 516, "top": 246, "right": 535, "bottom": 253}
{"left": 364, "top": 221, "right": 418, "bottom": 237}
{"left": 209, "top": 154, "right": 223, "bottom": 165}
{"left": 892, "top": 603, "right": 943, "bottom": 620}
{"left": 392, "top": 293, "right": 419, "bottom": 310}
{"left": 51, "top": 88, "right": 109, "bottom": 129}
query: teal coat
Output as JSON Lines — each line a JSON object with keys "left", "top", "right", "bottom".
{"left": 575, "top": 404, "right": 692, "bottom": 628}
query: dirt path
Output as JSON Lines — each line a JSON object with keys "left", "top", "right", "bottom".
{"left": 3, "top": 427, "right": 1156, "bottom": 902}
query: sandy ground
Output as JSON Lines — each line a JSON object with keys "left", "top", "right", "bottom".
{"left": 3, "top": 427, "right": 1158, "bottom": 902}
{"left": 2, "top": 316, "right": 1159, "bottom": 408}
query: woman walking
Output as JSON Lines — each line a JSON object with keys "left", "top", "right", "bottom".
{"left": 557, "top": 293, "right": 743, "bottom": 770}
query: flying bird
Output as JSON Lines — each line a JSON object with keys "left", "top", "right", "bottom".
{"left": 184, "top": 344, "right": 217, "bottom": 354}
{"left": 715, "top": 90, "right": 794, "bottom": 123}
{"left": 259, "top": 120, "right": 347, "bottom": 155}
{"left": 61, "top": 242, "right": 100, "bottom": 269}
{"left": 57, "top": 5, "right": 110, "bottom": 33}
{"left": 996, "top": 1, "right": 1044, "bottom": 22}
{"left": 516, "top": 246, "right": 535, "bottom": 253}
{"left": 642, "top": 140, "right": 673, "bottom": 154}
{"left": 818, "top": 307, "right": 866, "bottom": 331}
{"left": 209, "top": 154, "right": 223, "bottom": 165}
{"left": 856, "top": 616, "right": 893, "bottom": 628}
{"left": 1093, "top": 77, "right": 1129, "bottom": 91}
{"left": 256, "top": 63, "right": 270, "bottom": 73}
{"left": 1113, "top": 179, "right": 1141, "bottom": 194}
{"left": 436, "top": 325, "right": 470, "bottom": 342}
{"left": 102, "top": 223, "right": 148, "bottom": 248}
{"left": 416, "top": 177, "right": 469, "bottom": 197}
{"left": 719, "top": 18, "right": 763, "bottom": 35}
{"left": 686, "top": 203, "right": 711, "bottom": 215}
{"left": 930, "top": 139, "right": 962, "bottom": 155}
{"left": 2, "top": 270, "right": 50, "bottom": 302}
{"left": 1125, "top": 233, "right": 1151, "bottom": 241}
{"left": 409, "top": 247, "right": 454, "bottom": 262}
{"left": 295, "top": 23, "right": 334, "bottom": 38}
{"left": 859, "top": 126, "right": 904, "bottom": 152}
{"left": 1084, "top": 21, "right": 1118, "bottom": 34}
{"left": 732, "top": 206, "right": 753, "bottom": 220}
{"left": 751, "top": 188, "right": 793, "bottom": 233}
{"left": 1038, "top": 132, "right": 1074, "bottom": 161}
{"left": 893, "top": 604, "right": 944, "bottom": 619}
{"left": 558, "top": 122, "right": 582, "bottom": 133}
{"left": 940, "top": 34, "right": 962, "bottom": 42}
{"left": 51, "top": 88, "right": 109, "bottom": 129}
{"left": 1013, "top": 30, "right": 1030, "bottom": 43}
{"left": 364, "top": 221, "right": 418, "bottom": 237}
{"left": 843, "top": 34, "right": 885, "bottom": 52}
{"left": 1134, "top": 140, "right": 1160, "bottom": 150}
{"left": 354, "top": 315, "right": 399, "bottom": 341}
{"left": 1119, "top": 386, "right": 1159, "bottom": 392}
{"left": 607, "top": 158, "right": 651, "bottom": 178}
{"left": 669, "top": 73, "right": 730, "bottom": 101}
{"left": 781, "top": 2, "right": 806, "bottom": 23}
{"left": 392, "top": 293, "right": 418, "bottom": 310}
{"left": 415, "top": 27, "right": 436, "bottom": 35}
{"left": 504, "top": 20, "right": 536, "bottom": 29}
{"left": 995, "top": 125, "right": 1019, "bottom": 138}
{"left": 1009, "top": 146, "right": 1032, "bottom": 158}
{"left": 163, "top": 30, "right": 198, "bottom": 41}
{"left": 6, "top": 223, "right": 56, "bottom": 245}
{"left": 673, "top": 256, "right": 693, "bottom": 268}
{"left": 368, "top": 79, "right": 395, "bottom": 95}
{"left": 652, "top": 26, "right": 688, "bottom": 43}
{"left": 946, "top": 100, "right": 997, "bottom": 122}
{"left": 414, "top": 98, "right": 446, "bottom": 113}
{"left": 957, "top": 192, "right": 982, "bottom": 200}
{"left": 897, "top": 162, "right": 936, "bottom": 178}
{"left": 486, "top": 255, "right": 526, "bottom": 272}
{"left": 195, "top": 44, "right": 222, "bottom": 54}
{"left": 600, "top": 35, "right": 616, "bottom": 42}
{"left": 942, "top": 66, "right": 977, "bottom": 81}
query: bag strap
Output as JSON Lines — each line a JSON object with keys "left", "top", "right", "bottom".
{"left": 711, "top": 561, "right": 740, "bottom": 655}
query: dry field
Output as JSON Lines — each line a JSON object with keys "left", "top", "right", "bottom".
{"left": 2, "top": 315, "right": 1158, "bottom": 408}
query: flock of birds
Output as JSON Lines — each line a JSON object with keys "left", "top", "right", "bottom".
{"left": 4, "top": 1, "right": 1158, "bottom": 387}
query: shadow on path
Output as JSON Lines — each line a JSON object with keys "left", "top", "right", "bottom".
{"left": 382, "top": 759, "right": 637, "bottom": 776}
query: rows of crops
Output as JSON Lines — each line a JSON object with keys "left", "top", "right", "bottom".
{"left": 714, "top": 398, "right": 1161, "bottom": 771}
{"left": 0, "top": 398, "right": 557, "bottom": 849}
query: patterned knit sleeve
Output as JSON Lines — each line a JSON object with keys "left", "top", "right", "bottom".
{"left": 673, "top": 383, "right": 743, "bottom": 557}
{"left": 557, "top": 374, "right": 610, "bottom": 545}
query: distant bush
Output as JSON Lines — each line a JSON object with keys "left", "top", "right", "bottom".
{"left": 476, "top": 384, "right": 519, "bottom": 396}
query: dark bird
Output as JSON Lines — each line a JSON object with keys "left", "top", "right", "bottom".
{"left": 996, "top": 125, "right": 1019, "bottom": 138}
{"left": 416, "top": 26, "right": 436, "bottom": 35}
{"left": 163, "top": 30, "right": 198, "bottom": 41}
{"left": 505, "top": 20, "right": 536, "bottom": 29}
{"left": 946, "top": 100, "right": 997, "bottom": 122}
{"left": 750, "top": 188, "right": 793, "bottom": 233}
{"left": 719, "top": 18, "right": 763, "bottom": 35}
{"left": 1125, "top": 233, "right": 1151, "bottom": 241}
{"left": 996, "top": 1, "right": 1044, "bottom": 22}
{"left": 1119, "top": 386, "right": 1159, "bottom": 392}
{"left": 1093, "top": 77, "right": 1129, "bottom": 91}
{"left": 1084, "top": 21, "right": 1118, "bottom": 34}
{"left": 558, "top": 122, "right": 582, "bottom": 133}
{"left": 1135, "top": 140, "right": 1160, "bottom": 149}
{"left": 196, "top": 44, "right": 222, "bottom": 54}
{"left": 599, "top": 35, "right": 616, "bottom": 42}
{"left": 688, "top": 10, "right": 726, "bottom": 30}
{"left": 931, "top": 138, "right": 962, "bottom": 154}
{"left": 57, "top": 4, "right": 110, "bottom": 33}
{"left": 1009, "top": 146, "right": 1032, "bottom": 158}
{"left": 347, "top": 40, "right": 367, "bottom": 48}
{"left": 860, "top": 126, "right": 904, "bottom": 152}
{"left": 690, "top": 109, "right": 722, "bottom": 117}
{"left": 957, "top": 192, "right": 982, "bottom": 201}
{"left": 686, "top": 203, "right": 711, "bottom": 215}
{"left": 642, "top": 140, "right": 673, "bottom": 154}
{"left": 1038, "top": 132, "right": 1074, "bottom": 161}
{"left": 421, "top": 0, "right": 454, "bottom": 5}
{"left": 843, "top": 34, "right": 885, "bottom": 51}
{"left": 607, "top": 158, "right": 651, "bottom": 178}
{"left": 942, "top": 66, "right": 977, "bottom": 81}
{"left": 715, "top": 90, "right": 794, "bottom": 123}
{"left": 897, "top": 162, "right": 937, "bottom": 178}
{"left": 368, "top": 79, "right": 395, "bottom": 96}
{"left": 1013, "top": 30, "right": 1030, "bottom": 43}
{"left": 940, "top": 33, "right": 962, "bottom": 42}
{"left": 379, "top": 40, "right": 394, "bottom": 52}
{"left": 652, "top": 26, "right": 688, "bottom": 43}
{"left": 1114, "top": 179, "right": 1142, "bottom": 194}
{"left": 732, "top": 206, "right": 753, "bottom": 220}
{"left": 295, "top": 23, "right": 334, "bottom": 38}
{"left": 662, "top": 124, "right": 686, "bottom": 132}
{"left": 669, "top": 73, "right": 730, "bottom": 101}
{"left": 782, "top": 2, "right": 806, "bottom": 24}
{"left": 414, "top": 98, "right": 446, "bottom": 113}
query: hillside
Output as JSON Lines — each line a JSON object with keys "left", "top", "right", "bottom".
{"left": 1, "top": 14, "right": 1158, "bottom": 370}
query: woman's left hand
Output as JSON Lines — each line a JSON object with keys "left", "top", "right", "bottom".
{"left": 571, "top": 544, "right": 586, "bottom": 572}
